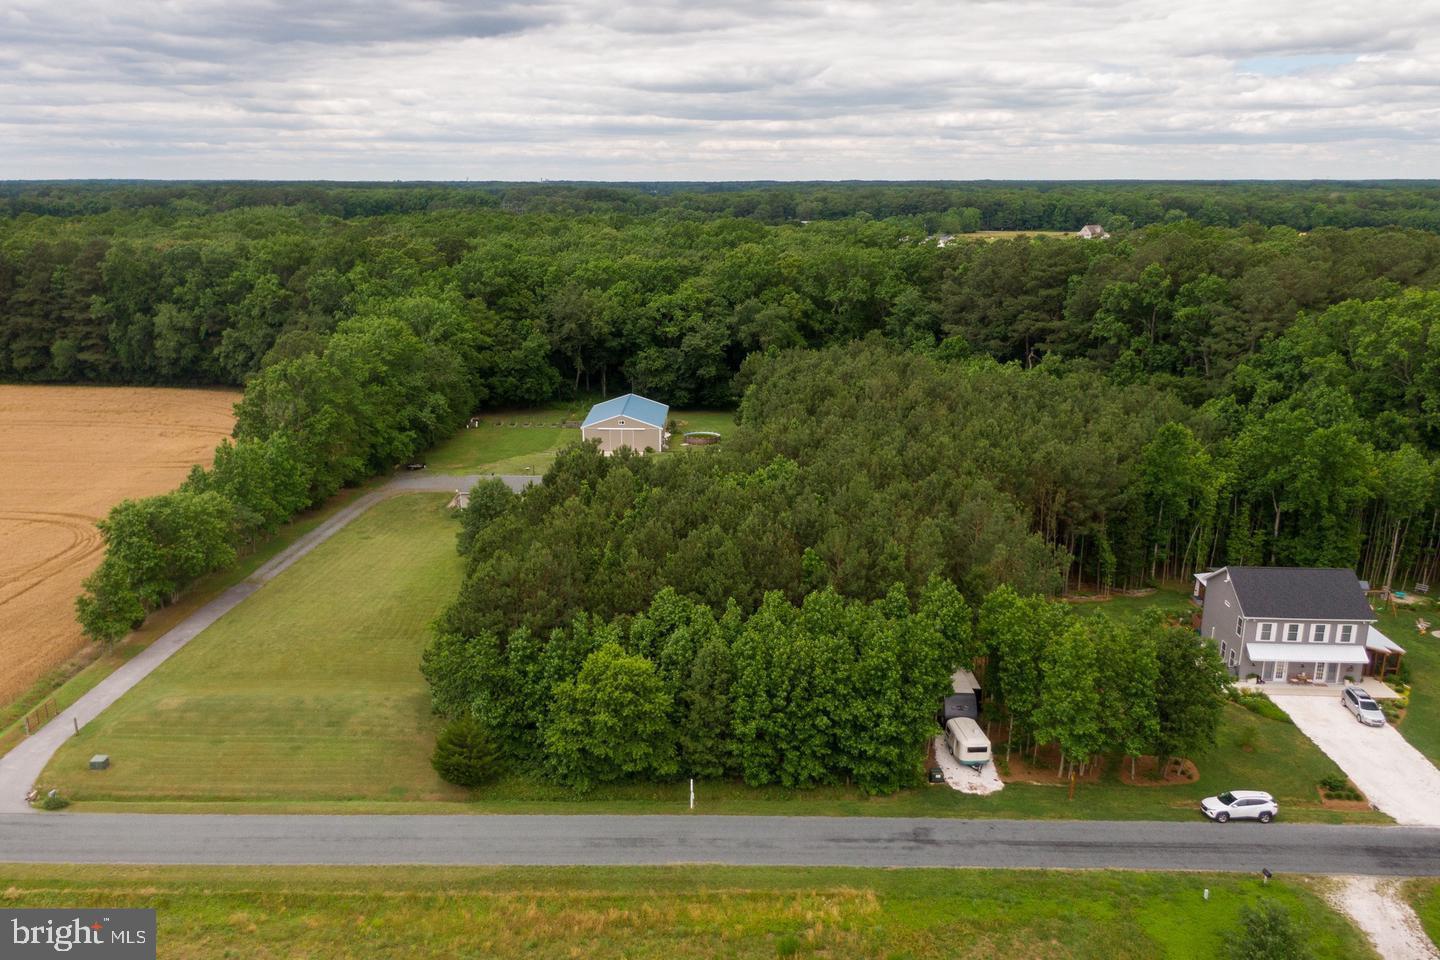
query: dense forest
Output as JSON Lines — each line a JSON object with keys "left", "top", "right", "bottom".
{"left": 9, "top": 180, "right": 1433, "bottom": 791}
{"left": 5, "top": 182, "right": 1440, "bottom": 410}
{"left": 1, "top": 183, "right": 1428, "bottom": 635}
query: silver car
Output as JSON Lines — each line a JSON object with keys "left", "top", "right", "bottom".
{"left": 1200, "top": 790, "right": 1278, "bottom": 823}
{"left": 1342, "top": 687, "right": 1386, "bottom": 727}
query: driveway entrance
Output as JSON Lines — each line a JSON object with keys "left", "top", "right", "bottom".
{"left": 1267, "top": 691, "right": 1440, "bottom": 826}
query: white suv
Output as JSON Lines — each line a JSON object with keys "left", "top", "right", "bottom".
{"left": 1200, "top": 790, "right": 1278, "bottom": 823}
{"left": 1342, "top": 687, "right": 1386, "bottom": 727}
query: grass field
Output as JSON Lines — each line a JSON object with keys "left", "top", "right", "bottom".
{"left": 40, "top": 494, "right": 467, "bottom": 804}
{"left": 1407, "top": 879, "right": 1440, "bottom": 952}
{"left": 50, "top": 552, "right": 1376, "bottom": 819}
{"left": 0, "top": 864, "right": 1376, "bottom": 959}
{"left": 70, "top": 701, "right": 1382, "bottom": 821}
{"left": 0, "top": 481, "right": 381, "bottom": 760}
{"left": 0, "top": 385, "right": 238, "bottom": 702}
{"left": 424, "top": 402, "right": 738, "bottom": 474}
{"left": 1374, "top": 596, "right": 1440, "bottom": 766}
{"left": 968, "top": 229, "right": 1075, "bottom": 239}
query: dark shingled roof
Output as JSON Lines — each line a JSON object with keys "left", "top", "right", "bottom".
{"left": 1225, "top": 566, "right": 1376, "bottom": 621}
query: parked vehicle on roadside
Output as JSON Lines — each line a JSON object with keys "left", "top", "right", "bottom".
{"left": 1341, "top": 687, "right": 1386, "bottom": 726}
{"left": 944, "top": 717, "right": 991, "bottom": 769}
{"left": 1200, "top": 790, "right": 1277, "bottom": 823}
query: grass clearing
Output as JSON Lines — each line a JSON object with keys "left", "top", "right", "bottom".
{"left": 1406, "top": 879, "right": 1440, "bottom": 952}
{"left": 424, "top": 402, "right": 738, "bottom": 475}
{"left": 424, "top": 400, "right": 582, "bottom": 474}
{"left": 40, "top": 494, "right": 466, "bottom": 804}
{"left": 0, "top": 481, "right": 380, "bottom": 760}
{"left": 0, "top": 863, "right": 1376, "bottom": 959}
{"left": 1374, "top": 596, "right": 1440, "bottom": 766}
{"left": 72, "top": 701, "right": 1382, "bottom": 821}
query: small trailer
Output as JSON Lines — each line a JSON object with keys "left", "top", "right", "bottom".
{"left": 937, "top": 667, "right": 983, "bottom": 725}
{"left": 944, "top": 717, "right": 991, "bottom": 769}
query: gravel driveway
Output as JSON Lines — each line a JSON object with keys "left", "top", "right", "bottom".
{"left": 1268, "top": 691, "right": 1440, "bottom": 826}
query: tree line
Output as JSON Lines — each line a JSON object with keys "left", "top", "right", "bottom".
{"left": 425, "top": 580, "right": 973, "bottom": 792}
{"left": 426, "top": 556, "right": 1227, "bottom": 792}
{"left": 75, "top": 298, "right": 508, "bottom": 641}
{"left": 6, "top": 180, "right": 1440, "bottom": 230}
{"left": 5, "top": 192, "right": 1439, "bottom": 412}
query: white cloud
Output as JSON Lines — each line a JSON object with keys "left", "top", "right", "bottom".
{"left": 0, "top": 0, "right": 1436, "bottom": 178}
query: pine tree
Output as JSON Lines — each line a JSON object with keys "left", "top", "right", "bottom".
{"left": 431, "top": 716, "right": 502, "bottom": 787}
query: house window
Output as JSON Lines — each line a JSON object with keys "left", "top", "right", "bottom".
{"left": 618, "top": 419, "right": 626, "bottom": 425}
{"left": 1220, "top": 640, "right": 1228, "bottom": 661}
{"left": 1223, "top": 599, "right": 1232, "bottom": 608}
{"left": 1258, "top": 622, "right": 1275, "bottom": 642}
{"left": 1229, "top": 649, "right": 1238, "bottom": 668}
{"left": 1338, "top": 624, "right": 1355, "bottom": 644}
{"left": 1283, "top": 623, "right": 1301, "bottom": 643}
{"left": 1272, "top": 660, "right": 1286, "bottom": 681}
{"left": 1310, "top": 624, "right": 1328, "bottom": 644}
{"left": 1234, "top": 617, "right": 1242, "bottom": 638}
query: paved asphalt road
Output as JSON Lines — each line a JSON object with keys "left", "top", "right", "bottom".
{"left": 3, "top": 814, "right": 1440, "bottom": 874}
{"left": 0, "top": 473, "right": 534, "bottom": 815}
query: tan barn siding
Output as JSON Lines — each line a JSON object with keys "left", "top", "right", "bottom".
{"left": 580, "top": 414, "right": 664, "bottom": 454}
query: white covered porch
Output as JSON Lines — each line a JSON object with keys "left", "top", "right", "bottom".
{"left": 1235, "top": 675, "right": 1401, "bottom": 700}
{"left": 1243, "top": 640, "right": 1369, "bottom": 687}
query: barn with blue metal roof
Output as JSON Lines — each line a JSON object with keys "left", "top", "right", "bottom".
{"left": 580, "top": 394, "right": 669, "bottom": 454}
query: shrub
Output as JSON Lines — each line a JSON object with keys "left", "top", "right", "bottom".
{"left": 1318, "top": 774, "right": 1347, "bottom": 792}
{"left": 37, "top": 793, "right": 71, "bottom": 811}
{"left": 431, "top": 716, "right": 502, "bottom": 787}
{"left": 1232, "top": 692, "right": 1292, "bottom": 724}
{"left": 1222, "top": 903, "right": 1313, "bottom": 960}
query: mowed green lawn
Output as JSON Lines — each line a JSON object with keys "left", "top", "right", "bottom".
{"left": 1408, "top": 879, "right": 1440, "bottom": 952}
{"left": 424, "top": 401, "right": 582, "bottom": 474}
{"left": 1374, "top": 597, "right": 1440, "bottom": 766}
{"left": 424, "top": 403, "right": 738, "bottom": 474}
{"left": 372, "top": 701, "right": 1375, "bottom": 822}
{"left": 42, "top": 495, "right": 466, "bottom": 804}
{"left": 0, "top": 864, "right": 1375, "bottom": 960}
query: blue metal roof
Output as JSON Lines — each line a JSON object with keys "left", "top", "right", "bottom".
{"left": 582, "top": 393, "right": 669, "bottom": 429}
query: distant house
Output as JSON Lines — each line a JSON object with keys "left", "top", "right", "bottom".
{"left": 580, "top": 393, "right": 669, "bottom": 455}
{"left": 1194, "top": 566, "right": 1405, "bottom": 683}
{"left": 1077, "top": 224, "right": 1109, "bottom": 239}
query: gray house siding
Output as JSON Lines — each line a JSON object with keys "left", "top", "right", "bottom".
{"left": 1197, "top": 568, "right": 1371, "bottom": 684}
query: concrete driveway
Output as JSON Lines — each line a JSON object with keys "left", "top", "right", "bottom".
{"left": 930, "top": 735, "right": 1003, "bottom": 795}
{"left": 1268, "top": 691, "right": 1440, "bottom": 826}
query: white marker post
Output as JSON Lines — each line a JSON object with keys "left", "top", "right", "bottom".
{"left": 689, "top": 778, "right": 695, "bottom": 810}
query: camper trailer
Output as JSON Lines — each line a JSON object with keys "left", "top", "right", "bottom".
{"left": 944, "top": 717, "right": 991, "bottom": 769}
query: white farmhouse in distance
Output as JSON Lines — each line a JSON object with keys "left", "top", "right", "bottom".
{"left": 580, "top": 393, "right": 669, "bottom": 455}
{"left": 1077, "top": 224, "right": 1110, "bottom": 239}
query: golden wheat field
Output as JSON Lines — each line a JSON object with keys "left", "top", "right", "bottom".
{"left": 0, "top": 386, "right": 238, "bottom": 702}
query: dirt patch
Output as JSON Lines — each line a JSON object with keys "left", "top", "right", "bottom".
{"left": 1117, "top": 755, "right": 1199, "bottom": 786}
{"left": 0, "top": 385, "right": 238, "bottom": 702}
{"left": 1061, "top": 588, "right": 1158, "bottom": 605}
{"left": 995, "top": 742, "right": 1105, "bottom": 785}
{"left": 1319, "top": 796, "right": 1374, "bottom": 812}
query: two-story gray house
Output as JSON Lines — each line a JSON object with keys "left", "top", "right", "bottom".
{"left": 1193, "top": 566, "right": 1406, "bottom": 683}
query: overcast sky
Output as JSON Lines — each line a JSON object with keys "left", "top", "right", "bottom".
{"left": 2, "top": 0, "right": 1438, "bottom": 180}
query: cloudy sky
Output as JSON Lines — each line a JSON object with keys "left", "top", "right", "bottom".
{"left": 2, "top": 0, "right": 1438, "bottom": 180}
